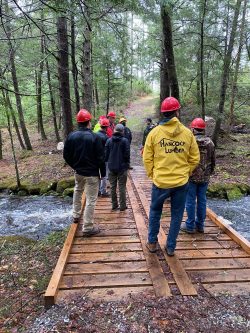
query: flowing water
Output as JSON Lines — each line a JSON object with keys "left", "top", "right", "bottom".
{"left": 0, "top": 194, "right": 249, "bottom": 241}
{"left": 207, "top": 196, "right": 250, "bottom": 241}
{"left": 0, "top": 194, "right": 72, "bottom": 240}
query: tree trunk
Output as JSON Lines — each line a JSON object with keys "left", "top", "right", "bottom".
{"left": 95, "top": 82, "right": 99, "bottom": 109}
{"left": 4, "top": 0, "right": 32, "bottom": 150}
{"left": 82, "top": 4, "right": 93, "bottom": 112}
{"left": 229, "top": 0, "right": 247, "bottom": 126}
{"left": 71, "top": 12, "right": 80, "bottom": 114}
{"left": 130, "top": 13, "right": 134, "bottom": 93}
{"left": 212, "top": 0, "right": 242, "bottom": 145}
{"left": 5, "top": 110, "right": 21, "bottom": 188}
{"left": 57, "top": 16, "right": 73, "bottom": 138}
{"left": 196, "top": 51, "right": 201, "bottom": 105}
{"left": 200, "top": 0, "right": 207, "bottom": 119}
{"left": 160, "top": 45, "right": 170, "bottom": 106}
{"left": 0, "top": 67, "right": 26, "bottom": 149}
{"left": 161, "top": 5, "right": 179, "bottom": 100}
{"left": 106, "top": 63, "right": 110, "bottom": 115}
{"left": 36, "top": 34, "right": 47, "bottom": 140}
{"left": 45, "top": 59, "right": 61, "bottom": 142}
{"left": 4, "top": 90, "right": 26, "bottom": 149}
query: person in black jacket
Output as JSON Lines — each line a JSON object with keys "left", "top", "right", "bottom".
{"left": 96, "top": 118, "right": 110, "bottom": 197}
{"left": 105, "top": 124, "right": 130, "bottom": 211}
{"left": 119, "top": 116, "right": 133, "bottom": 170}
{"left": 63, "top": 109, "right": 105, "bottom": 236}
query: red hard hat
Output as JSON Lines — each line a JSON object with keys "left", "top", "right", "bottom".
{"left": 99, "top": 115, "right": 106, "bottom": 120}
{"left": 76, "top": 109, "right": 92, "bottom": 122}
{"left": 107, "top": 111, "right": 116, "bottom": 118}
{"left": 190, "top": 118, "right": 206, "bottom": 129}
{"left": 161, "top": 97, "right": 181, "bottom": 112}
{"left": 100, "top": 118, "right": 110, "bottom": 127}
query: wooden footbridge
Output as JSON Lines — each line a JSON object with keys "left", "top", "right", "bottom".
{"left": 45, "top": 166, "right": 250, "bottom": 308}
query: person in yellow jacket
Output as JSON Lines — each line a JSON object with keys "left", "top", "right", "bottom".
{"left": 143, "top": 97, "right": 200, "bottom": 256}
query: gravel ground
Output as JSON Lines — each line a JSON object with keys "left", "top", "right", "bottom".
{"left": 24, "top": 289, "right": 250, "bottom": 333}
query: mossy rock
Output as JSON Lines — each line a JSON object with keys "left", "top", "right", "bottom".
{"left": 237, "top": 183, "right": 250, "bottom": 195}
{"left": 208, "top": 183, "right": 248, "bottom": 201}
{"left": 225, "top": 185, "right": 243, "bottom": 201}
{"left": 56, "top": 176, "right": 75, "bottom": 194}
{"left": 62, "top": 187, "right": 74, "bottom": 197}
{"left": 18, "top": 190, "right": 28, "bottom": 196}
{"left": 18, "top": 180, "right": 57, "bottom": 195}
{"left": 40, "top": 181, "right": 57, "bottom": 194}
{"left": 207, "top": 184, "right": 226, "bottom": 199}
{"left": 0, "top": 178, "right": 18, "bottom": 192}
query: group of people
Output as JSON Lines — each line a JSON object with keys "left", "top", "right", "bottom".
{"left": 63, "top": 96, "right": 215, "bottom": 257}
{"left": 63, "top": 110, "right": 132, "bottom": 236}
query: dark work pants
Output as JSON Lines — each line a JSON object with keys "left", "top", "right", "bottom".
{"left": 108, "top": 170, "right": 127, "bottom": 209}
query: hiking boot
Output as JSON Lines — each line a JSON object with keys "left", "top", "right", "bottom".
{"left": 165, "top": 247, "right": 175, "bottom": 256}
{"left": 120, "top": 206, "right": 128, "bottom": 211}
{"left": 128, "top": 166, "right": 133, "bottom": 170}
{"left": 82, "top": 226, "right": 100, "bottom": 237}
{"left": 100, "top": 192, "right": 110, "bottom": 198}
{"left": 146, "top": 242, "right": 158, "bottom": 253}
{"left": 180, "top": 224, "right": 195, "bottom": 234}
{"left": 73, "top": 217, "right": 80, "bottom": 224}
{"left": 196, "top": 227, "right": 204, "bottom": 233}
{"left": 112, "top": 205, "right": 119, "bottom": 211}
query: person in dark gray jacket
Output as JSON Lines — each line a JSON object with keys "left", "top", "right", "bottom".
{"left": 105, "top": 124, "right": 130, "bottom": 211}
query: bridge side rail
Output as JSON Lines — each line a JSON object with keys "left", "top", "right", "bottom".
{"left": 206, "top": 207, "right": 250, "bottom": 255}
{"left": 44, "top": 195, "right": 86, "bottom": 309}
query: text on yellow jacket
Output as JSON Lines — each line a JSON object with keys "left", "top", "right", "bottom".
{"left": 143, "top": 117, "right": 200, "bottom": 188}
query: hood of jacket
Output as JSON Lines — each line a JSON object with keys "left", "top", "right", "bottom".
{"left": 112, "top": 132, "right": 124, "bottom": 142}
{"left": 158, "top": 117, "right": 184, "bottom": 138}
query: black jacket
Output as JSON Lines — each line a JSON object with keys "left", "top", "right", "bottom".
{"left": 124, "top": 126, "right": 132, "bottom": 144}
{"left": 105, "top": 133, "right": 130, "bottom": 173}
{"left": 63, "top": 128, "right": 106, "bottom": 177}
{"left": 96, "top": 129, "right": 109, "bottom": 148}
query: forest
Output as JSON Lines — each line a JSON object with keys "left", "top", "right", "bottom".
{"left": 0, "top": 0, "right": 250, "bottom": 332}
{"left": 0, "top": 0, "right": 249, "bottom": 154}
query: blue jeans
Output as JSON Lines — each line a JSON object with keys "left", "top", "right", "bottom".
{"left": 148, "top": 183, "right": 188, "bottom": 251}
{"left": 185, "top": 181, "right": 208, "bottom": 231}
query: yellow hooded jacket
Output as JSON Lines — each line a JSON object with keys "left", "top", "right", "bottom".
{"left": 143, "top": 117, "right": 200, "bottom": 188}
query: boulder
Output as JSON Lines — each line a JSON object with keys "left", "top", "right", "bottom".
{"left": 56, "top": 176, "right": 75, "bottom": 194}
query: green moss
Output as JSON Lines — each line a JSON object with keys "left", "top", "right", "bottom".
{"left": 226, "top": 186, "right": 243, "bottom": 201}
{"left": 56, "top": 176, "right": 75, "bottom": 194}
{"left": 207, "top": 183, "right": 249, "bottom": 201}
{"left": 18, "top": 190, "right": 28, "bottom": 196}
{"left": 0, "top": 178, "right": 17, "bottom": 191}
{"left": 62, "top": 187, "right": 74, "bottom": 197}
{"left": 207, "top": 184, "right": 226, "bottom": 199}
{"left": 237, "top": 183, "right": 250, "bottom": 195}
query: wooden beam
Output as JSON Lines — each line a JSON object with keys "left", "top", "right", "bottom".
{"left": 132, "top": 177, "right": 197, "bottom": 296}
{"left": 127, "top": 177, "right": 172, "bottom": 297}
{"left": 44, "top": 194, "right": 86, "bottom": 309}
{"left": 206, "top": 208, "right": 250, "bottom": 255}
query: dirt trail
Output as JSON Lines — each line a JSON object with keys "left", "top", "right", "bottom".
{"left": 122, "top": 95, "right": 158, "bottom": 166}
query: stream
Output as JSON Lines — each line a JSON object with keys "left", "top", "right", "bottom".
{"left": 207, "top": 196, "right": 250, "bottom": 241}
{"left": 0, "top": 194, "right": 249, "bottom": 241}
{"left": 0, "top": 194, "right": 72, "bottom": 240}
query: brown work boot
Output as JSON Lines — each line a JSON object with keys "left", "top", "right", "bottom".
{"left": 82, "top": 226, "right": 100, "bottom": 237}
{"left": 146, "top": 242, "right": 158, "bottom": 253}
{"left": 73, "top": 217, "right": 80, "bottom": 224}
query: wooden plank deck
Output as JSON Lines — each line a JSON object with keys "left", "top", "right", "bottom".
{"left": 45, "top": 166, "right": 250, "bottom": 308}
